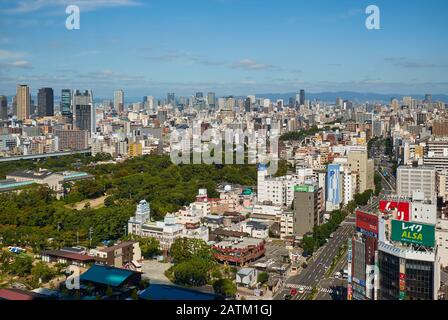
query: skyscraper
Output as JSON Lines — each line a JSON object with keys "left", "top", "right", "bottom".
{"left": 0, "top": 95, "right": 7, "bottom": 120}
{"left": 167, "top": 92, "right": 175, "bottom": 106}
{"left": 114, "top": 90, "right": 124, "bottom": 113}
{"left": 16, "top": 84, "right": 30, "bottom": 121}
{"left": 244, "top": 97, "right": 251, "bottom": 113}
{"left": 74, "top": 90, "right": 95, "bottom": 133}
{"left": 195, "top": 92, "right": 203, "bottom": 99}
{"left": 207, "top": 92, "right": 215, "bottom": 109}
{"left": 37, "top": 87, "right": 54, "bottom": 117}
{"left": 61, "top": 89, "right": 72, "bottom": 118}
{"left": 299, "top": 89, "right": 305, "bottom": 106}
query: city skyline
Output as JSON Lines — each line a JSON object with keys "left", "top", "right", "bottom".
{"left": 1, "top": 0, "right": 448, "bottom": 97}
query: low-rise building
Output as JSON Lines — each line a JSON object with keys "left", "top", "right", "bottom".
{"left": 236, "top": 268, "right": 258, "bottom": 288}
{"left": 90, "top": 241, "right": 141, "bottom": 270}
{"left": 212, "top": 238, "right": 265, "bottom": 265}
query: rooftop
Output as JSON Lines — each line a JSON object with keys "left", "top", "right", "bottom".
{"left": 42, "top": 250, "right": 96, "bottom": 262}
{"left": 100, "top": 241, "right": 136, "bottom": 253}
{"left": 80, "top": 264, "right": 139, "bottom": 287}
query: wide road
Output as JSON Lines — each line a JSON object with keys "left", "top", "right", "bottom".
{"left": 275, "top": 221, "right": 355, "bottom": 300}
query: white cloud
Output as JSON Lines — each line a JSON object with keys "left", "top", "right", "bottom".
{"left": 230, "top": 59, "right": 281, "bottom": 71}
{"left": 0, "top": 60, "right": 33, "bottom": 69}
{"left": 4, "top": 0, "right": 141, "bottom": 14}
{"left": 0, "top": 49, "right": 25, "bottom": 59}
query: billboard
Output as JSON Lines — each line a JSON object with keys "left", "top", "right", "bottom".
{"left": 379, "top": 200, "right": 411, "bottom": 221}
{"left": 356, "top": 210, "right": 379, "bottom": 237}
{"left": 399, "top": 273, "right": 406, "bottom": 300}
{"left": 347, "top": 239, "right": 353, "bottom": 283}
{"left": 391, "top": 220, "right": 435, "bottom": 247}
{"left": 326, "top": 164, "right": 341, "bottom": 205}
{"left": 294, "top": 185, "right": 315, "bottom": 193}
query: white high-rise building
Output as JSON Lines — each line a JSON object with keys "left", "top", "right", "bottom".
{"left": 114, "top": 89, "right": 124, "bottom": 113}
{"left": 397, "top": 166, "right": 437, "bottom": 200}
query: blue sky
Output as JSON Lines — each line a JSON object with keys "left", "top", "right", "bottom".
{"left": 0, "top": 0, "right": 447, "bottom": 99}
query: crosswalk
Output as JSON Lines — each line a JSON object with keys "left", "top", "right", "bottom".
{"left": 286, "top": 284, "right": 335, "bottom": 294}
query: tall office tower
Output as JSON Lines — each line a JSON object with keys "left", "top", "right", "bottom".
{"left": 276, "top": 99, "right": 284, "bottom": 110}
{"left": 73, "top": 90, "right": 95, "bottom": 133}
{"left": 12, "top": 96, "right": 17, "bottom": 117}
{"left": 343, "top": 100, "right": 353, "bottom": 110}
{"left": 167, "top": 92, "right": 175, "bottom": 106}
{"left": 207, "top": 92, "right": 215, "bottom": 109}
{"left": 16, "top": 84, "right": 30, "bottom": 121}
{"left": 424, "top": 94, "right": 432, "bottom": 104}
{"left": 37, "top": 87, "right": 54, "bottom": 117}
{"left": 244, "top": 97, "right": 251, "bottom": 113}
{"left": 299, "top": 89, "right": 305, "bottom": 106}
{"left": 61, "top": 89, "right": 72, "bottom": 119}
{"left": 348, "top": 151, "right": 375, "bottom": 193}
{"left": 336, "top": 97, "right": 343, "bottom": 108}
{"left": 149, "top": 96, "right": 156, "bottom": 111}
{"left": 225, "top": 96, "right": 235, "bottom": 111}
{"left": 0, "top": 95, "right": 7, "bottom": 120}
{"left": 288, "top": 97, "right": 295, "bottom": 107}
{"left": 293, "top": 184, "right": 323, "bottom": 237}
{"left": 114, "top": 90, "right": 124, "bottom": 113}
{"left": 195, "top": 92, "right": 203, "bottom": 99}
{"left": 416, "top": 111, "right": 427, "bottom": 125}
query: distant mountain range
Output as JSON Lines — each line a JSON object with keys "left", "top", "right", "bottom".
{"left": 254, "top": 91, "right": 448, "bottom": 104}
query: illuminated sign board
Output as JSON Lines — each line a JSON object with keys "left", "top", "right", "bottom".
{"left": 356, "top": 210, "right": 379, "bottom": 236}
{"left": 391, "top": 220, "right": 435, "bottom": 247}
{"left": 379, "top": 200, "right": 411, "bottom": 221}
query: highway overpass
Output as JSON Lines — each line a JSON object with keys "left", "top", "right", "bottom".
{"left": 0, "top": 149, "right": 92, "bottom": 163}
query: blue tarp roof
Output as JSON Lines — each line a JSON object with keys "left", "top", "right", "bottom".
{"left": 80, "top": 265, "right": 135, "bottom": 287}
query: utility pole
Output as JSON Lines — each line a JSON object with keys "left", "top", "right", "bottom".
{"left": 89, "top": 227, "right": 93, "bottom": 248}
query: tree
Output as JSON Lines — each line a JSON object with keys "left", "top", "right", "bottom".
{"left": 170, "top": 238, "right": 213, "bottom": 263}
{"left": 140, "top": 237, "right": 160, "bottom": 258}
{"left": 172, "top": 258, "right": 212, "bottom": 287}
{"left": 213, "top": 278, "right": 237, "bottom": 297}
{"left": 104, "top": 196, "right": 114, "bottom": 207}
{"left": 354, "top": 190, "right": 374, "bottom": 206}
{"left": 257, "top": 272, "right": 269, "bottom": 284}
{"left": 9, "top": 254, "right": 33, "bottom": 276}
{"left": 302, "top": 236, "right": 316, "bottom": 256}
{"left": 31, "top": 261, "right": 55, "bottom": 283}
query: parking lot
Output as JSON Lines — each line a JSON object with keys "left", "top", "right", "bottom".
{"left": 140, "top": 260, "right": 173, "bottom": 284}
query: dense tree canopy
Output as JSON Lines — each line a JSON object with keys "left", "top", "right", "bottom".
{"left": 0, "top": 154, "right": 263, "bottom": 250}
